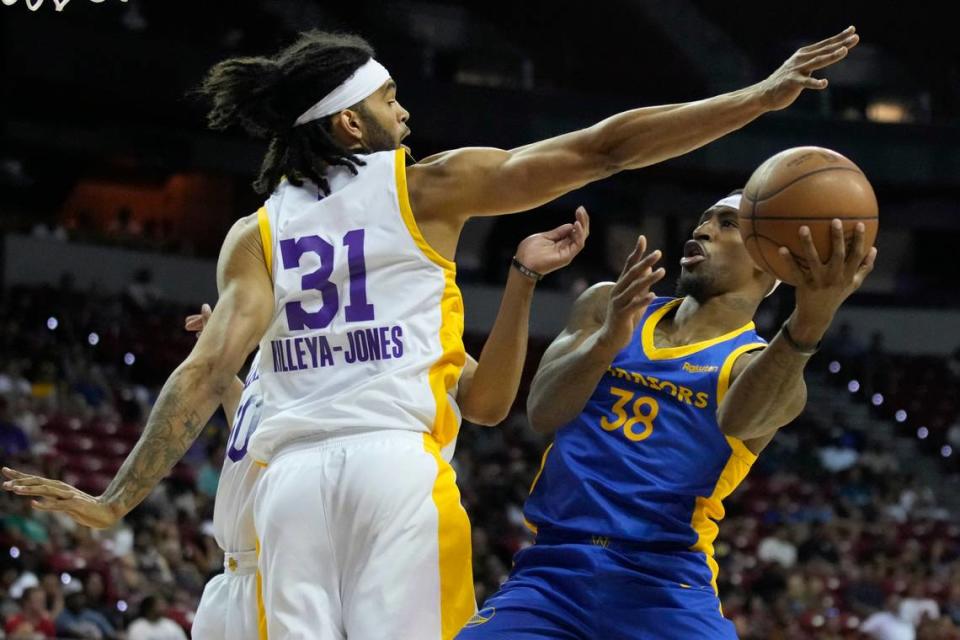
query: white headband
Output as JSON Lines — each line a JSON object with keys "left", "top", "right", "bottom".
{"left": 711, "top": 193, "right": 781, "bottom": 297}
{"left": 294, "top": 58, "right": 391, "bottom": 127}
{"left": 713, "top": 194, "right": 742, "bottom": 211}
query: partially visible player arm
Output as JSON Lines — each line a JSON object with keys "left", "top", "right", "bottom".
{"left": 718, "top": 220, "right": 877, "bottom": 443}
{"left": 409, "top": 29, "right": 858, "bottom": 220}
{"left": 527, "top": 237, "right": 665, "bottom": 434}
{"left": 185, "top": 303, "right": 244, "bottom": 426}
{"left": 2, "top": 215, "right": 274, "bottom": 528}
{"left": 457, "top": 208, "right": 590, "bottom": 425}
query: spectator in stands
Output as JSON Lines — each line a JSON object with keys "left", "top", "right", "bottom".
{"left": 862, "top": 594, "right": 917, "bottom": 640}
{"left": 2, "top": 498, "right": 49, "bottom": 547}
{"left": 55, "top": 587, "right": 119, "bottom": 639}
{"left": 901, "top": 579, "right": 942, "bottom": 628}
{"left": 4, "top": 586, "right": 56, "bottom": 639}
{"left": 757, "top": 526, "right": 798, "bottom": 569}
{"left": 126, "top": 595, "right": 186, "bottom": 640}
{"left": 824, "top": 322, "right": 866, "bottom": 362}
{"left": 0, "top": 397, "right": 31, "bottom": 457}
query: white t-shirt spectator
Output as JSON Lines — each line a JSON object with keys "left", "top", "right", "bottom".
{"left": 127, "top": 617, "right": 188, "bottom": 640}
{"left": 757, "top": 535, "right": 798, "bottom": 569}
{"left": 861, "top": 611, "right": 916, "bottom": 640}
{"left": 899, "top": 596, "right": 940, "bottom": 628}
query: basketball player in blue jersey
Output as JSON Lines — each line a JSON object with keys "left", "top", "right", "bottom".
{"left": 456, "top": 192, "right": 877, "bottom": 640}
{"left": 5, "top": 26, "right": 860, "bottom": 639}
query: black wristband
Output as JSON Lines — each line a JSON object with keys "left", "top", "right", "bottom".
{"left": 511, "top": 256, "right": 543, "bottom": 282}
{"left": 780, "top": 319, "right": 820, "bottom": 355}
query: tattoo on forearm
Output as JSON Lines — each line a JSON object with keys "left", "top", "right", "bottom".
{"left": 101, "top": 370, "right": 210, "bottom": 513}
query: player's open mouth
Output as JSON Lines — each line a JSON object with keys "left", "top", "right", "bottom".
{"left": 680, "top": 240, "right": 706, "bottom": 267}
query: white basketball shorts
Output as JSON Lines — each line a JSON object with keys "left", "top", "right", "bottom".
{"left": 253, "top": 430, "right": 476, "bottom": 640}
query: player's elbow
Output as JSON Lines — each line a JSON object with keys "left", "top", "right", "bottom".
{"left": 461, "top": 402, "right": 510, "bottom": 427}
{"left": 527, "top": 395, "right": 563, "bottom": 435}
{"left": 178, "top": 353, "right": 236, "bottom": 399}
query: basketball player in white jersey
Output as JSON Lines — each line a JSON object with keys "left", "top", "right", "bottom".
{"left": 4, "top": 27, "right": 859, "bottom": 639}
{"left": 184, "top": 214, "right": 592, "bottom": 639}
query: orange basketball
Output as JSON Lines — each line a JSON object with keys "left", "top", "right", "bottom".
{"left": 739, "top": 146, "right": 878, "bottom": 286}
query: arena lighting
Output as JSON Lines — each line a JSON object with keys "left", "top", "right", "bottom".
{"left": 60, "top": 573, "right": 71, "bottom": 585}
{"left": 88, "top": 332, "right": 99, "bottom": 346}
{"left": 871, "top": 393, "right": 884, "bottom": 406}
{"left": 847, "top": 380, "right": 860, "bottom": 393}
{"left": 942, "top": 446, "right": 953, "bottom": 458}
{"left": 895, "top": 410, "right": 907, "bottom": 423}
{"left": 866, "top": 99, "right": 909, "bottom": 123}
{"left": 828, "top": 361, "right": 841, "bottom": 374}
{"left": 117, "top": 601, "right": 128, "bottom": 613}
{"left": 124, "top": 353, "right": 136, "bottom": 366}
{"left": 9, "top": 547, "right": 19, "bottom": 559}
{"left": 918, "top": 427, "right": 929, "bottom": 439}
{"left": 46, "top": 316, "right": 58, "bottom": 330}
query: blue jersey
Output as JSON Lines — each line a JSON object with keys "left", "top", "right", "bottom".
{"left": 523, "top": 296, "right": 766, "bottom": 594}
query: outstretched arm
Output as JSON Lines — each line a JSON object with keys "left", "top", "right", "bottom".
{"left": 410, "top": 28, "right": 858, "bottom": 221}
{"left": 3, "top": 215, "right": 273, "bottom": 528}
{"left": 185, "top": 303, "right": 244, "bottom": 426}
{"left": 457, "top": 208, "right": 590, "bottom": 425}
{"left": 527, "top": 236, "right": 665, "bottom": 434}
{"left": 718, "top": 220, "right": 877, "bottom": 444}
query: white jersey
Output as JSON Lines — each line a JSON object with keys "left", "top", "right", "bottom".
{"left": 249, "top": 149, "right": 466, "bottom": 464}
{"left": 211, "top": 352, "right": 262, "bottom": 552}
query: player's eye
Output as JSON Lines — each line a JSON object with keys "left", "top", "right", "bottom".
{"left": 721, "top": 219, "right": 738, "bottom": 228}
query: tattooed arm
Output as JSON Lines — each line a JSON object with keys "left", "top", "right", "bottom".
{"left": 718, "top": 220, "right": 877, "bottom": 450}
{"left": 2, "top": 214, "right": 273, "bottom": 528}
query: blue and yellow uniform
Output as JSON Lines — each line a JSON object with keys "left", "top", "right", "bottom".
{"left": 457, "top": 297, "right": 766, "bottom": 640}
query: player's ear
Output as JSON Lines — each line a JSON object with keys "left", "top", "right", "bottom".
{"left": 332, "top": 109, "right": 364, "bottom": 145}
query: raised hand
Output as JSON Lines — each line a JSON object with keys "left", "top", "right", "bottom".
{"left": 759, "top": 27, "right": 860, "bottom": 111}
{"left": 514, "top": 206, "right": 590, "bottom": 277}
{"left": 2, "top": 467, "right": 121, "bottom": 530}
{"left": 184, "top": 303, "right": 213, "bottom": 337}
{"left": 780, "top": 219, "right": 877, "bottom": 337}
{"left": 598, "top": 235, "right": 664, "bottom": 352}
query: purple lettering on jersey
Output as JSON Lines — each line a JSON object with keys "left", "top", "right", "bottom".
{"left": 364, "top": 328, "right": 381, "bottom": 360}
{"left": 284, "top": 339, "right": 298, "bottom": 371}
{"left": 280, "top": 235, "right": 339, "bottom": 330}
{"left": 343, "top": 229, "right": 375, "bottom": 322}
{"left": 354, "top": 330, "right": 370, "bottom": 362}
{"left": 391, "top": 325, "right": 404, "bottom": 357}
{"left": 318, "top": 337, "right": 334, "bottom": 366}
{"left": 378, "top": 326, "right": 391, "bottom": 360}
{"left": 303, "top": 336, "right": 319, "bottom": 368}
{"left": 227, "top": 395, "right": 261, "bottom": 462}
{"left": 294, "top": 337, "right": 307, "bottom": 370}
{"left": 344, "top": 332, "right": 357, "bottom": 364}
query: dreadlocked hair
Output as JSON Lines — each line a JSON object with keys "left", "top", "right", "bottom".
{"left": 196, "top": 31, "right": 376, "bottom": 196}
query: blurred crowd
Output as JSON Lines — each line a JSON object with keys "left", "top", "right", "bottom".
{"left": 1, "top": 280, "right": 959, "bottom": 639}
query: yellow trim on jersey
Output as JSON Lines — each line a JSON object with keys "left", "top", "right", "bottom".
{"left": 423, "top": 434, "right": 476, "bottom": 640}
{"left": 716, "top": 342, "right": 767, "bottom": 405}
{"left": 256, "top": 206, "right": 273, "bottom": 276}
{"left": 394, "top": 148, "right": 457, "bottom": 271}
{"left": 255, "top": 538, "right": 268, "bottom": 639}
{"left": 641, "top": 299, "right": 757, "bottom": 361}
{"left": 689, "top": 437, "right": 756, "bottom": 595}
{"left": 427, "top": 268, "right": 466, "bottom": 448}
{"left": 523, "top": 443, "right": 555, "bottom": 534}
